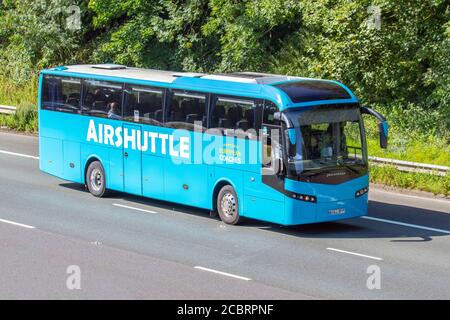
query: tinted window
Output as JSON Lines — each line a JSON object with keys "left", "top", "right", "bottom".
{"left": 275, "top": 80, "right": 351, "bottom": 103}
{"left": 210, "top": 96, "right": 257, "bottom": 138}
{"left": 124, "top": 85, "right": 164, "bottom": 125}
{"left": 166, "top": 90, "right": 207, "bottom": 130}
{"left": 263, "top": 100, "right": 280, "bottom": 126}
{"left": 82, "top": 80, "right": 123, "bottom": 119}
{"left": 41, "top": 76, "right": 81, "bottom": 113}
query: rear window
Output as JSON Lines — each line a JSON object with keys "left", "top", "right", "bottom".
{"left": 275, "top": 80, "right": 351, "bottom": 103}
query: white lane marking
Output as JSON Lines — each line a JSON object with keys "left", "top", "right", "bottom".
{"left": 0, "top": 149, "right": 39, "bottom": 160}
{"left": 194, "top": 266, "right": 252, "bottom": 281}
{"left": 371, "top": 189, "right": 450, "bottom": 205}
{"left": 362, "top": 216, "right": 450, "bottom": 235}
{"left": 112, "top": 203, "right": 157, "bottom": 214}
{"left": 326, "top": 247, "right": 383, "bottom": 261}
{"left": 0, "top": 218, "right": 36, "bottom": 229}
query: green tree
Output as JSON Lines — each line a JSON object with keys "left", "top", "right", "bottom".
{"left": 88, "top": 0, "right": 220, "bottom": 71}
{"left": 271, "top": 0, "right": 449, "bottom": 137}
{"left": 0, "top": 0, "right": 448, "bottom": 139}
{"left": 0, "top": 0, "right": 93, "bottom": 84}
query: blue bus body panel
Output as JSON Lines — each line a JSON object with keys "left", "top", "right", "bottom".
{"left": 284, "top": 194, "right": 367, "bottom": 225}
{"left": 164, "top": 160, "right": 209, "bottom": 209}
{"left": 283, "top": 175, "right": 369, "bottom": 225}
{"left": 62, "top": 141, "right": 81, "bottom": 182}
{"left": 285, "top": 174, "right": 369, "bottom": 203}
{"left": 242, "top": 170, "right": 286, "bottom": 224}
{"left": 315, "top": 195, "right": 367, "bottom": 223}
{"left": 39, "top": 136, "right": 63, "bottom": 178}
{"left": 38, "top": 69, "right": 369, "bottom": 226}
{"left": 142, "top": 154, "right": 165, "bottom": 200}
{"left": 109, "top": 148, "right": 124, "bottom": 192}
{"left": 123, "top": 123, "right": 143, "bottom": 196}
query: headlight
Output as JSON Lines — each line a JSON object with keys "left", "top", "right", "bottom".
{"left": 290, "top": 193, "right": 317, "bottom": 203}
{"left": 355, "top": 186, "right": 369, "bottom": 198}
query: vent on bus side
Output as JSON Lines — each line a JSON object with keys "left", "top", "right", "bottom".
{"left": 172, "top": 73, "right": 204, "bottom": 78}
{"left": 91, "top": 64, "right": 127, "bottom": 70}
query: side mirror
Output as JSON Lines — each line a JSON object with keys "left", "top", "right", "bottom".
{"left": 378, "top": 121, "right": 388, "bottom": 149}
{"left": 361, "top": 106, "right": 389, "bottom": 149}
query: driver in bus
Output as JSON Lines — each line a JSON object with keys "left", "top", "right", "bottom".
{"left": 319, "top": 122, "right": 348, "bottom": 161}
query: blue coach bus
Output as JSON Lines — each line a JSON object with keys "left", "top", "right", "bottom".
{"left": 38, "top": 64, "right": 388, "bottom": 225}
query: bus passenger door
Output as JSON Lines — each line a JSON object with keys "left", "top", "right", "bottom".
{"left": 123, "top": 124, "right": 143, "bottom": 196}
{"left": 242, "top": 124, "right": 285, "bottom": 224}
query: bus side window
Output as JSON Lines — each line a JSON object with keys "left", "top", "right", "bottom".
{"left": 82, "top": 80, "right": 123, "bottom": 120}
{"left": 209, "top": 96, "right": 258, "bottom": 139}
{"left": 41, "top": 76, "right": 81, "bottom": 114}
{"left": 262, "top": 100, "right": 281, "bottom": 168}
{"left": 123, "top": 85, "right": 164, "bottom": 126}
{"left": 165, "top": 90, "right": 207, "bottom": 131}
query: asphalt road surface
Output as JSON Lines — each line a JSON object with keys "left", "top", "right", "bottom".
{"left": 0, "top": 131, "right": 449, "bottom": 299}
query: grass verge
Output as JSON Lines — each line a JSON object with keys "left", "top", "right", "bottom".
{"left": 0, "top": 76, "right": 37, "bottom": 106}
{"left": 367, "top": 137, "right": 450, "bottom": 167}
{"left": 370, "top": 165, "right": 450, "bottom": 196}
{"left": 0, "top": 103, "right": 38, "bottom": 133}
{"left": 0, "top": 77, "right": 38, "bottom": 133}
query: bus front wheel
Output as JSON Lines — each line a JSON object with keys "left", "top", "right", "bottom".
{"left": 217, "top": 185, "right": 241, "bottom": 225}
{"left": 86, "top": 161, "right": 107, "bottom": 197}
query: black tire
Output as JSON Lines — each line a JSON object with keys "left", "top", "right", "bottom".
{"left": 217, "top": 185, "right": 241, "bottom": 225}
{"left": 86, "top": 161, "right": 107, "bottom": 197}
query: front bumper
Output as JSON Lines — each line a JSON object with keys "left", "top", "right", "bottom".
{"left": 283, "top": 175, "right": 369, "bottom": 225}
{"left": 284, "top": 194, "right": 368, "bottom": 225}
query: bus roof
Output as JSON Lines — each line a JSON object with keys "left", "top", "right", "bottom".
{"left": 41, "top": 64, "right": 358, "bottom": 109}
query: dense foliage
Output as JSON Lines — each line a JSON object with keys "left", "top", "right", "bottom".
{"left": 0, "top": 0, "right": 449, "bottom": 139}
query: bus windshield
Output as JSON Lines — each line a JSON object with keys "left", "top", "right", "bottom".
{"left": 284, "top": 104, "right": 367, "bottom": 180}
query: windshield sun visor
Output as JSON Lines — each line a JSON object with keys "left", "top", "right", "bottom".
{"left": 275, "top": 80, "right": 352, "bottom": 104}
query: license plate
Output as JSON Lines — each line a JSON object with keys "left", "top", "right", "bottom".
{"left": 328, "top": 208, "right": 346, "bottom": 215}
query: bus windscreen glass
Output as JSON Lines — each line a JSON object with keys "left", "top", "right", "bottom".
{"left": 285, "top": 105, "right": 366, "bottom": 181}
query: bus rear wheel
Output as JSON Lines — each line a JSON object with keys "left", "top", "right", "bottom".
{"left": 217, "top": 185, "right": 240, "bottom": 225}
{"left": 86, "top": 161, "right": 107, "bottom": 197}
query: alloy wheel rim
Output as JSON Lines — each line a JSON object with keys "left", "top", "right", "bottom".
{"left": 90, "top": 168, "right": 103, "bottom": 192}
{"left": 220, "top": 192, "right": 236, "bottom": 218}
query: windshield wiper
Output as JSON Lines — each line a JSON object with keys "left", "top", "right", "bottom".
{"left": 301, "top": 170, "right": 323, "bottom": 178}
{"left": 339, "top": 164, "right": 360, "bottom": 174}
{"left": 301, "top": 164, "right": 360, "bottom": 177}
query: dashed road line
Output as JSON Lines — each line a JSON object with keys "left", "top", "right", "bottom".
{"left": 327, "top": 247, "right": 383, "bottom": 261}
{"left": 0, "top": 149, "right": 39, "bottom": 160}
{"left": 194, "top": 266, "right": 252, "bottom": 281}
{"left": 0, "top": 218, "right": 36, "bottom": 229}
{"left": 112, "top": 203, "right": 157, "bottom": 214}
{"left": 362, "top": 216, "right": 450, "bottom": 235}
